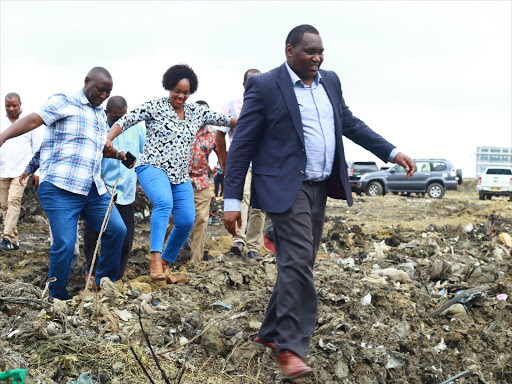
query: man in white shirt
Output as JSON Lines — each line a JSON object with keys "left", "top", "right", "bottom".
{"left": 217, "top": 69, "right": 266, "bottom": 261}
{"left": 0, "top": 92, "right": 42, "bottom": 251}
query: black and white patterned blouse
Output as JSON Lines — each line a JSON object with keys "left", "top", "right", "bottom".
{"left": 116, "top": 97, "right": 231, "bottom": 184}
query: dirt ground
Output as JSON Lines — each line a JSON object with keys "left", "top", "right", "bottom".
{"left": 1, "top": 181, "right": 511, "bottom": 384}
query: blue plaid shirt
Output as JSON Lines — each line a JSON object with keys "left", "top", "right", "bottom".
{"left": 37, "top": 90, "right": 108, "bottom": 196}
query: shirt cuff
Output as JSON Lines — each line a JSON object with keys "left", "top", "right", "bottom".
{"left": 224, "top": 198, "right": 241, "bottom": 212}
{"left": 216, "top": 126, "right": 230, "bottom": 133}
{"left": 388, "top": 148, "right": 399, "bottom": 163}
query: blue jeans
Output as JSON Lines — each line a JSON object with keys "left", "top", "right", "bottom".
{"left": 38, "top": 182, "right": 126, "bottom": 300}
{"left": 136, "top": 165, "right": 194, "bottom": 263}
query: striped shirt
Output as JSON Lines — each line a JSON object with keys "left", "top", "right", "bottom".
{"left": 37, "top": 90, "right": 108, "bottom": 196}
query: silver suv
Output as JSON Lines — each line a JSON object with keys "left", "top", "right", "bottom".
{"left": 356, "top": 159, "right": 462, "bottom": 199}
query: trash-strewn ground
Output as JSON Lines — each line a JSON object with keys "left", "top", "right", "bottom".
{"left": 1, "top": 181, "right": 511, "bottom": 384}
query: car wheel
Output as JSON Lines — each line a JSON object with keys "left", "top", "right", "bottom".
{"left": 427, "top": 183, "right": 445, "bottom": 199}
{"left": 479, "top": 191, "right": 485, "bottom": 200}
{"left": 456, "top": 169, "right": 463, "bottom": 185}
{"left": 366, "top": 181, "right": 383, "bottom": 196}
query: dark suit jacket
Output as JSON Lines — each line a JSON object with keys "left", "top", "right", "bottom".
{"left": 224, "top": 63, "right": 395, "bottom": 214}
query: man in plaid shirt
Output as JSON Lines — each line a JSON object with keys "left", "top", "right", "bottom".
{"left": 0, "top": 67, "right": 127, "bottom": 299}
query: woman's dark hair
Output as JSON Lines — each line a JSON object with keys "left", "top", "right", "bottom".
{"left": 162, "top": 64, "right": 198, "bottom": 94}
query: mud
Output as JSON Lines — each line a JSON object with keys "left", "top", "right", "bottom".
{"left": 1, "top": 181, "right": 511, "bottom": 383}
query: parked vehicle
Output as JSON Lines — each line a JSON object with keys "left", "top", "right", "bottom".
{"left": 477, "top": 167, "right": 512, "bottom": 200}
{"left": 356, "top": 159, "right": 462, "bottom": 199}
{"left": 347, "top": 161, "right": 379, "bottom": 192}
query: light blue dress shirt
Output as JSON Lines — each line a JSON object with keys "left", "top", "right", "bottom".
{"left": 284, "top": 62, "right": 335, "bottom": 181}
{"left": 101, "top": 123, "right": 145, "bottom": 205}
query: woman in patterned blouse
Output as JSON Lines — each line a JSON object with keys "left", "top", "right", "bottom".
{"left": 106, "top": 64, "right": 236, "bottom": 280}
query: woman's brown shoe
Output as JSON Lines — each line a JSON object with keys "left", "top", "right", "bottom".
{"left": 149, "top": 258, "right": 165, "bottom": 281}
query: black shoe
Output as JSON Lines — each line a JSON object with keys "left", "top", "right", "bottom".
{"left": 0, "top": 237, "right": 19, "bottom": 251}
{"left": 230, "top": 242, "right": 244, "bottom": 255}
{"left": 247, "top": 251, "right": 262, "bottom": 261}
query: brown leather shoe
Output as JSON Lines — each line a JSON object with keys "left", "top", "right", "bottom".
{"left": 149, "top": 258, "right": 165, "bottom": 281}
{"left": 278, "top": 350, "right": 313, "bottom": 379}
{"left": 252, "top": 337, "right": 277, "bottom": 353}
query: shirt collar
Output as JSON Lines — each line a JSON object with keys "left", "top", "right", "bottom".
{"left": 284, "top": 61, "right": 322, "bottom": 87}
{"left": 79, "top": 88, "right": 102, "bottom": 109}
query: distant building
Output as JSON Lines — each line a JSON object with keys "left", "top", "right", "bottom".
{"left": 476, "top": 146, "right": 512, "bottom": 175}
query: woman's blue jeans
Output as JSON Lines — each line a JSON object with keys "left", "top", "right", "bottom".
{"left": 136, "top": 165, "right": 195, "bottom": 263}
{"left": 37, "top": 182, "right": 126, "bottom": 300}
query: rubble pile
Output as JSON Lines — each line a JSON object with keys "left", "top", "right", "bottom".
{"left": 0, "top": 187, "right": 511, "bottom": 383}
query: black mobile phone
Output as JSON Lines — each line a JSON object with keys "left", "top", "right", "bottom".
{"left": 122, "top": 151, "right": 136, "bottom": 168}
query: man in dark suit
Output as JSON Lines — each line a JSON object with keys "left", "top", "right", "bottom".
{"left": 223, "top": 25, "right": 415, "bottom": 379}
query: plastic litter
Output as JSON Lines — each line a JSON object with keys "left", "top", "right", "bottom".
{"left": 372, "top": 268, "right": 409, "bottom": 283}
{"left": 438, "top": 370, "right": 469, "bottom": 384}
{"left": 211, "top": 300, "right": 232, "bottom": 310}
{"left": 361, "top": 293, "right": 372, "bottom": 306}
{"left": 464, "top": 223, "right": 474, "bottom": 233}
{"left": 0, "top": 368, "right": 27, "bottom": 384}
{"left": 456, "top": 290, "right": 482, "bottom": 304}
{"left": 318, "top": 338, "right": 337, "bottom": 351}
{"left": 373, "top": 240, "right": 390, "bottom": 260}
{"left": 499, "top": 233, "right": 512, "bottom": 248}
{"left": 442, "top": 303, "right": 466, "bottom": 318}
{"left": 385, "top": 352, "right": 406, "bottom": 369}
{"left": 496, "top": 293, "right": 508, "bottom": 301}
{"left": 433, "top": 338, "right": 447, "bottom": 353}
{"left": 66, "top": 372, "right": 98, "bottom": 384}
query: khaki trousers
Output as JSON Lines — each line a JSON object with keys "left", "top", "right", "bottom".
{"left": 0, "top": 177, "right": 27, "bottom": 244}
{"left": 190, "top": 184, "right": 214, "bottom": 262}
{"left": 233, "top": 169, "right": 266, "bottom": 253}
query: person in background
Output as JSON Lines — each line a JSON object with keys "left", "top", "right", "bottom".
{"left": 0, "top": 67, "right": 127, "bottom": 300}
{"left": 106, "top": 64, "right": 236, "bottom": 280}
{"left": 214, "top": 162, "right": 223, "bottom": 197}
{"left": 223, "top": 25, "right": 415, "bottom": 378}
{"left": 83, "top": 96, "right": 145, "bottom": 288}
{"left": 0, "top": 92, "right": 43, "bottom": 251}
{"left": 186, "top": 100, "right": 219, "bottom": 262}
{"left": 217, "top": 69, "right": 266, "bottom": 261}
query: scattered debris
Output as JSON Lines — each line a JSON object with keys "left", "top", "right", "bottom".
{"left": 1, "top": 184, "right": 511, "bottom": 383}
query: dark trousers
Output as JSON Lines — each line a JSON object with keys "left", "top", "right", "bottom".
{"left": 257, "top": 181, "right": 327, "bottom": 357}
{"left": 214, "top": 173, "right": 224, "bottom": 196}
{"left": 84, "top": 202, "right": 134, "bottom": 280}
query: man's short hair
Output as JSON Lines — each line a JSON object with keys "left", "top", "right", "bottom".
{"left": 195, "top": 100, "right": 209, "bottom": 108}
{"left": 5, "top": 92, "right": 21, "bottom": 103}
{"left": 162, "top": 64, "right": 199, "bottom": 94}
{"left": 243, "top": 69, "right": 261, "bottom": 83}
{"left": 106, "top": 96, "right": 127, "bottom": 112}
{"left": 285, "top": 24, "right": 320, "bottom": 47}
{"left": 86, "top": 66, "right": 112, "bottom": 80}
